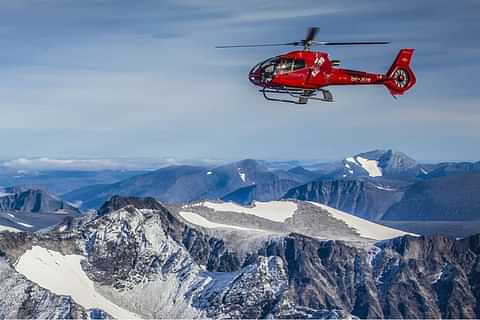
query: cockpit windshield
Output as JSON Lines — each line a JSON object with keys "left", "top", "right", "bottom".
{"left": 259, "top": 57, "right": 278, "bottom": 73}
{"left": 255, "top": 57, "right": 306, "bottom": 74}
{"left": 250, "top": 57, "right": 307, "bottom": 84}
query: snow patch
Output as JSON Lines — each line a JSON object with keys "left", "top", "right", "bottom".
{"left": 206, "top": 171, "right": 213, "bottom": 175}
{"left": 0, "top": 192, "right": 14, "bottom": 197}
{"left": 179, "top": 211, "right": 266, "bottom": 232}
{"left": 366, "top": 246, "right": 382, "bottom": 265}
{"left": 345, "top": 157, "right": 356, "bottom": 163}
{"left": 355, "top": 157, "right": 382, "bottom": 177}
{"left": 308, "top": 202, "right": 415, "bottom": 240}
{"left": 7, "top": 213, "right": 15, "bottom": 218}
{"left": 15, "top": 246, "right": 139, "bottom": 319}
{"left": 54, "top": 209, "right": 71, "bottom": 214}
{"left": 237, "top": 168, "right": 246, "bottom": 182}
{"left": 0, "top": 225, "right": 21, "bottom": 233}
{"left": 432, "top": 271, "right": 443, "bottom": 284}
{"left": 16, "top": 222, "right": 33, "bottom": 228}
{"left": 192, "top": 201, "right": 298, "bottom": 223}
{"left": 375, "top": 185, "right": 396, "bottom": 191}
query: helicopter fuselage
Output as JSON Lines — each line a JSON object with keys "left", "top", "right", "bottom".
{"left": 248, "top": 50, "right": 414, "bottom": 96}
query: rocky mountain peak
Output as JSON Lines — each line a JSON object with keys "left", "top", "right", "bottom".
{"left": 0, "top": 187, "right": 80, "bottom": 214}
{"left": 97, "top": 195, "right": 166, "bottom": 216}
{"left": 355, "top": 149, "right": 417, "bottom": 168}
{"left": 378, "top": 149, "right": 418, "bottom": 171}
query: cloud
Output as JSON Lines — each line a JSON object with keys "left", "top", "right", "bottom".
{"left": 2, "top": 158, "right": 146, "bottom": 171}
{"left": 1, "top": 157, "right": 227, "bottom": 171}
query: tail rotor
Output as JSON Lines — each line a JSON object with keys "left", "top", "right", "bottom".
{"left": 384, "top": 49, "right": 416, "bottom": 96}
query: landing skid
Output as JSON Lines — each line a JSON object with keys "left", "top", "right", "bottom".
{"left": 261, "top": 87, "right": 334, "bottom": 104}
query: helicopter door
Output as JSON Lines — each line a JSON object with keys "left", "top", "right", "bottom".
{"left": 274, "top": 59, "right": 308, "bottom": 87}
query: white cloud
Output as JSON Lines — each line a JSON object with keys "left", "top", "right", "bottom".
{"left": 1, "top": 157, "right": 226, "bottom": 171}
{"left": 3, "top": 158, "right": 138, "bottom": 171}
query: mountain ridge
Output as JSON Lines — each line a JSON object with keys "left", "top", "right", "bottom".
{"left": 0, "top": 196, "right": 478, "bottom": 318}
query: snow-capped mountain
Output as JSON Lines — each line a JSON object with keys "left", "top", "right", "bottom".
{"left": 180, "top": 200, "right": 413, "bottom": 241}
{"left": 337, "top": 149, "right": 426, "bottom": 180}
{"left": 1, "top": 196, "right": 479, "bottom": 319}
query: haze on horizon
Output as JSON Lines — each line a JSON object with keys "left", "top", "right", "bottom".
{"left": 0, "top": 0, "right": 479, "bottom": 162}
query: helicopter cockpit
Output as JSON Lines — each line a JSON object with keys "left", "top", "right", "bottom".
{"left": 249, "top": 57, "right": 306, "bottom": 85}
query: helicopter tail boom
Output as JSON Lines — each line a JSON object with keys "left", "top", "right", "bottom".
{"left": 384, "top": 48, "right": 416, "bottom": 96}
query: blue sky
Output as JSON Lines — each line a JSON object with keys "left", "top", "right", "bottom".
{"left": 0, "top": 0, "right": 479, "bottom": 165}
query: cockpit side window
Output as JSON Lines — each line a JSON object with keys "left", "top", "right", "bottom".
{"left": 293, "top": 59, "right": 306, "bottom": 70}
{"left": 275, "top": 58, "right": 306, "bottom": 74}
{"left": 275, "top": 59, "right": 294, "bottom": 74}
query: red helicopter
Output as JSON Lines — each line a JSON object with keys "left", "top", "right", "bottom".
{"left": 217, "top": 28, "right": 416, "bottom": 104}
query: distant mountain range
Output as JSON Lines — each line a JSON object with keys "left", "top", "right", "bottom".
{"left": 58, "top": 149, "right": 480, "bottom": 225}
{"left": 0, "top": 169, "right": 146, "bottom": 194}
{"left": 0, "top": 149, "right": 475, "bottom": 228}
{"left": 63, "top": 159, "right": 312, "bottom": 209}
{"left": 283, "top": 152, "right": 480, "bottom": 222}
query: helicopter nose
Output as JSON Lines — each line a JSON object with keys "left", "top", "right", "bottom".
{"left": 248, "top": 69, "right": 263, "bottom": 86}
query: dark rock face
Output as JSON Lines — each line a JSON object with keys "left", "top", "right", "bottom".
{"left": 373, "top": 235, "right": 480, "bottom": 318}
{"left": 283, "top": 179, "right": 404, "bottom": 220}
{"left": 222, "top": 179, "right": 301, "bottom": 205}
{"left": 383, "top": 173, "right": 480, "bottom": 220}
{"left": 0, "top": 188, "right": 79, "bottom": 214}
{"left": 249, "top": 233, "right": 480, "bottom": 319}
{"left": 221, "top": 185, "right": 256, "bottom": 205}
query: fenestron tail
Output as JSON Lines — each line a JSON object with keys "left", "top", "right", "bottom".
{"left": 384, "top": 48, "right": 416, "bottom": 96}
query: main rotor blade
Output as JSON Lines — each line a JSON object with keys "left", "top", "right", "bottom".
{"left": 215, "top": 42, "right": 298, "bottom": 48}
{"left": 305, "top": 27, "right": 319, "bottom": 43}
{"left": 313, "top": 41, "right": 390, "bottom": 46}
